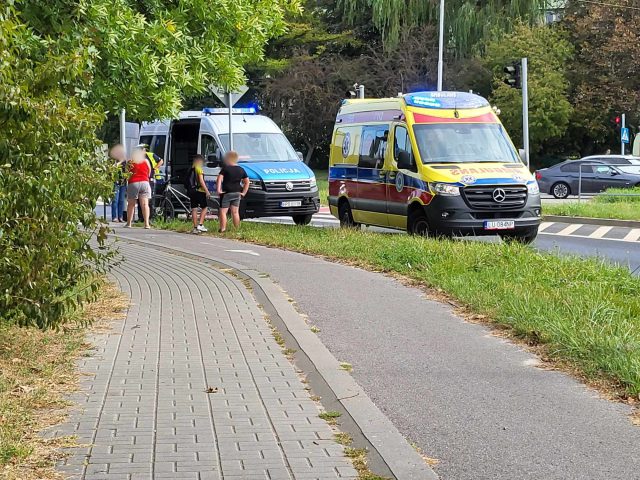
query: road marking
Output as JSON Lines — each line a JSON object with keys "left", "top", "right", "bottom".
{"left": 556, "top": 224, "right": 582, "bottom": 236}
{"left": 589, "top": 226, "right": 612, "bottom": 239}
{"left": 225, "top": 249, "right": 260, "bottom": 256}
{"left": 623, "top": 228, "right": 640, "bottom": 242}
{"left": 538, "top": 222, "right": 554, "bottom": 232}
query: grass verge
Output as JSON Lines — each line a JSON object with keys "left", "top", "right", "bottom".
{"left": 154, "top": 218, "right": 640, "bottom": 399}
{"left": 544, "top": 187, "right": 640, "bottom": 221}
{"left": 0, "top": 281, "right": 127, "bottom": 479}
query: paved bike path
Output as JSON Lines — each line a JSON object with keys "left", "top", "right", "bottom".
{"left": 50, "top": 241, "right": 357, "bottom": 479}
{"left": 116, "top": 227, "right": 640, "bottom": 480}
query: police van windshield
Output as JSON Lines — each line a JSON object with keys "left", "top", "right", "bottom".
{"left": 413, "top": 123, "right": 520, "bottom": 164}
{"left": 219, "top": 133, "right": 298, "bottom": 162}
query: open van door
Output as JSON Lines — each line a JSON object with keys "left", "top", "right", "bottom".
{"left": 167, "top": 117, "right": 201, "bottom": 186}
{"left": 198, "top": 120, "right": 223, "bottom": 195}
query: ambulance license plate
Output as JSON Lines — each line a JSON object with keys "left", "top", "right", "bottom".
{"left": 484, "top": 220, "right": 515, "bottom": 230}
{"left": 281, "top": 200, "right": 302, "bottom": 208}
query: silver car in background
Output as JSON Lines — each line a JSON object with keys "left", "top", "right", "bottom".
{"left": 536, "top": 155, "right": 640, "bottom": 198}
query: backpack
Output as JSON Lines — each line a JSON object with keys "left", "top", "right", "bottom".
{"left": 184, "top": 167, "right": 198, "bottom": 191}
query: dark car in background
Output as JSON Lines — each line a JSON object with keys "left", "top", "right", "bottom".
{"left": 536, "top": 155, "right": 640, "bottom": 198}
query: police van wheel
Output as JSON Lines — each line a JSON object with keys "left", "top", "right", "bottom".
{"left": 408, "top": 209, "right": 430, "bottom": 236}
{"left": 292, "top": 214, "right": 313, "bottom": 226}
{"left": 158, "top": 198, "right": 175, "bottom": 220}
{"left": 338, "top": 202, "right": 358, "bottom": 228}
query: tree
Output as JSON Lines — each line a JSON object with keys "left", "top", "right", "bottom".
{"left": 0, "top": 0, "right": 296, "bottom": 328}
{"left": 340, "top": 0, "right": 545, "bottom": 57}
{"left": 562, "top": 0, "right": 640, "bottom": 154}
{"left": 483, "top": 23, "right": 573, "bottom": 153}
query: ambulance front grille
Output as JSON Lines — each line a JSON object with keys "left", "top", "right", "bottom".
{"left": 462, "top": 185, "right": 528, "bottom": 210}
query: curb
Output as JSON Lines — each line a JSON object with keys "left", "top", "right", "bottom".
{"left": 114, "top": 233, "right": 438, "bottom": 480}
{"left": 543, "top": 215, "right": 640, "bottom": 229}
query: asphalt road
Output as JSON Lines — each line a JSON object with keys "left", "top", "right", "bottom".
{"left": 117, "top": 227, "right": 640, "bottom": 480}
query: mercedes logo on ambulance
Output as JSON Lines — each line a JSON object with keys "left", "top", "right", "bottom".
{"left": 492, "top": 188, "right": 506, "bottom": 203}
{"left": 285, "top": 182, "right": 294, "bottom": 192}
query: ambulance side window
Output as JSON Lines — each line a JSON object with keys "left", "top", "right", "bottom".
{"left": 359, "top": 125, "right": 388, "bottom": 169}
{"left": 394, "top": 126, "right": 412, "bottom": 161}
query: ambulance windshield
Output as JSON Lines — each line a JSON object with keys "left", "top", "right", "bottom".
{"left": 219, "top": 133, "right": 298, "bottom": 162}
{"left": 413, "top": 123, "right": 521, "bottom": 164}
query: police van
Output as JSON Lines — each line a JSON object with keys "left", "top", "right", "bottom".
{"left": 328, "top": 91, "right": 542, "bottom": 243}
{"left": 140, "top": 107, "right": 320, "bottom": 224}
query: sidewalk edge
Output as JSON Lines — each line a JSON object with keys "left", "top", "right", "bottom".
{"left": 114, "top": 233, "right": 438, "bottom": 480}
{"left": 543, "top": 215, "right": 640, "bottom": 228}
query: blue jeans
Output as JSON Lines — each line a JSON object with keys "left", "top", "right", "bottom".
{"left": 111, "top": 184, "right": 127, "bottom": 220}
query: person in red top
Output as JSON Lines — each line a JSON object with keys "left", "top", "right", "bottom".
{"left": 125, "top": 148, "right": 152, "bottom": 229}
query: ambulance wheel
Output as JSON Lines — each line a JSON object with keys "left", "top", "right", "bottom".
{"left": 500, "top": 227, "right": 538, "bottom": 245}
{"left": 408, "top": 208, "right": 430, "bottom": 236}
{"left": 338, "top": 201, "right": 358, "bottom": 228}
{"left": 292, "top": 214, "right": 313, "bottom": 226}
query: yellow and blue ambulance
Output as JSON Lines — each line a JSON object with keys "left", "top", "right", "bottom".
{"left": 328, "top": 91, "right": 541, "bottom": 242}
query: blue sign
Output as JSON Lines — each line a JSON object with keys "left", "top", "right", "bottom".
{"left": 404, "top": 91, "right": 489, "bottom": 110}
{"left": 621, "top": 127, "right": 630, "bottom": 144}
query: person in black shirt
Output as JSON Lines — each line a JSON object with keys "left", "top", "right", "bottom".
{"left": 216, "top": 151, "right": 249, "bottom": 233}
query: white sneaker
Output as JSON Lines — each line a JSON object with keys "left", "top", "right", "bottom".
{"left": 191, "top": 228, "right": 201, "bottom": 234}
{"left": 197, "top": 224, "right": 208, "bottom": 232}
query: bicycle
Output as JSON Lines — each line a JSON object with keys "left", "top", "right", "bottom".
{"left": 153, "top": 179, "right": 192, "bottom": 220}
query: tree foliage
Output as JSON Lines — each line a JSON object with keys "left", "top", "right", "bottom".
{"left": 483, "top": 23, "right": 573, "bottom": 153}
{"left": 340, "top": 0, "right": 545, "bottom": 56}
{"left": 0, "top": 0, "right": 296, "bottom": 328}
{"left": 561, "top": 0, "right": 640, "bottom": 154}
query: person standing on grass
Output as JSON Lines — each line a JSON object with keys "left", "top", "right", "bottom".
{"left": 186, "top": 154, "right": 211, "bottom": 234}
{"left": 216, "top": 151, "right": 249, "bottom": 233}
{"left": 109, "top": 144, "right": 127, "bottom": 223}
{"left": 125, "top": 148, "right": 152, "bottom": 229}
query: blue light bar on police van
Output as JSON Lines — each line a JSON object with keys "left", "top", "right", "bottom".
{"left": 202, "top": 107, "right": 257, "bottom": 115}
{"left": 404, "top": 91, "right": 489, "bottom": 109}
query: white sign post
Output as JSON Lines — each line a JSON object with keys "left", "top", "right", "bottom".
{"left": 521, "top": 58, "right": 530, "bottom": 168}
{"left": 212, "top": 86, "right": 249, "bottom": 152}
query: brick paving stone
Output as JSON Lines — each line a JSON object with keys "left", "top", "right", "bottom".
{"left": 54, "top": 241, "right": 357, "bottom": 479}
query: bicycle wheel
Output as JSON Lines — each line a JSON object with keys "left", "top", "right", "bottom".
{"left": 158, "top": 197, "right": 175, "bottom": 220}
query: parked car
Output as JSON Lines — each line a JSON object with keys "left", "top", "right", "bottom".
{"left": 536, "top": 156, "right": 640, "bottom": 198}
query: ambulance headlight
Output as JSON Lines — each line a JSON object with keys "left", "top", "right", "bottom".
{"left": 429, "top": 182, "right": 460, "bottom": 196}
{"left": 249, "top": 179, "right": 264, "bottom": 190}
{"left": 527, "top": 181, "right": 540, "bottom": 195}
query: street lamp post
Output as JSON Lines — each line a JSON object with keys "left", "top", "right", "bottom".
{"left": 437, "top": 0, "right": 445, "bottom": 91}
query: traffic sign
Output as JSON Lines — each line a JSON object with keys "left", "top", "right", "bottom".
{"left": 621, "top": 127, "right": 630, "bottom": 144}
{"left": 212, "top": 86, "right": 249, "bottom": 107}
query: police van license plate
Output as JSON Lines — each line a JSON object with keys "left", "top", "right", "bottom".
{"left": 281, "top": 200, "right": 302, "bottom": 208}
{"left": 484, "top": 220, "right": 515, "bottom": 230}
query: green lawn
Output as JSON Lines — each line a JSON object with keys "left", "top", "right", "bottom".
{"left": 544, "top": 188, "right": 640, "bottom": 221}
{"left": 314, "top": 170, "right": 328, "bottom": 206}
{"left": 155, "top": 218, "right": 640, "bottom": 398}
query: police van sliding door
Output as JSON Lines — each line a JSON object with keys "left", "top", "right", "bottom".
{"left": 168, "top": 119, "right": 201, "bottom": 184}
{"left": 355, "top": 125, "right": 389, "bottom": 227}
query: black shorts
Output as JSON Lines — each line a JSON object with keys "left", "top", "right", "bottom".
{"left": 188, "top": 190, "right": 208, "bottom": 209}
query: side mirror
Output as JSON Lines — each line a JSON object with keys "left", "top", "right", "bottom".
{"left": 397, "top": 150, "right": 413, "bottom": 170}
{"left": 610, "top": 169, "right": 620, "bottom": 176}
{"left": 206, "top": 153, "right": 220, "bottom": 168}
{"left": 296, "top": 151, "right": 304, "bottom": 161}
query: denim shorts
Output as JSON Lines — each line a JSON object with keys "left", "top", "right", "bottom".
{"left": 220, "top": 192, "right": 242, "bottom": 208}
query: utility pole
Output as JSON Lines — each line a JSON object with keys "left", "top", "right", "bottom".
{"left": 621, "top": 113, "right": 626, "bottom": 155}
{"left": 227, "top": 92, "right": 234, "bottom": 151}
{"left": 119, "top": 108, "right": 126, "bottom": 157}
{"left": 521, "top": 58, "right": 530, "bottom": 168}
{"left": 437, "top": 0, "right": 445, "bottom": 91}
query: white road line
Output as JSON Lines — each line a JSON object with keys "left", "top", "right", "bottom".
{"left": 556, "top": 224, "right": 582, "bottom": 236}
{"left": 623, "top": 228, "right": 640, "bottom": 242}
{"left": 589, "top": 226, "right": 612, "bottom": 239}
{"left": 538, "top": 222, "right": 554, "bottom": 232}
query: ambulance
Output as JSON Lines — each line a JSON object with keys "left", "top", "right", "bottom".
{"left": 139, "top": 107, "right": 320, "bottom": 224}
{"left": 328, "top": 91, "right": 541, "bottom": 243}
